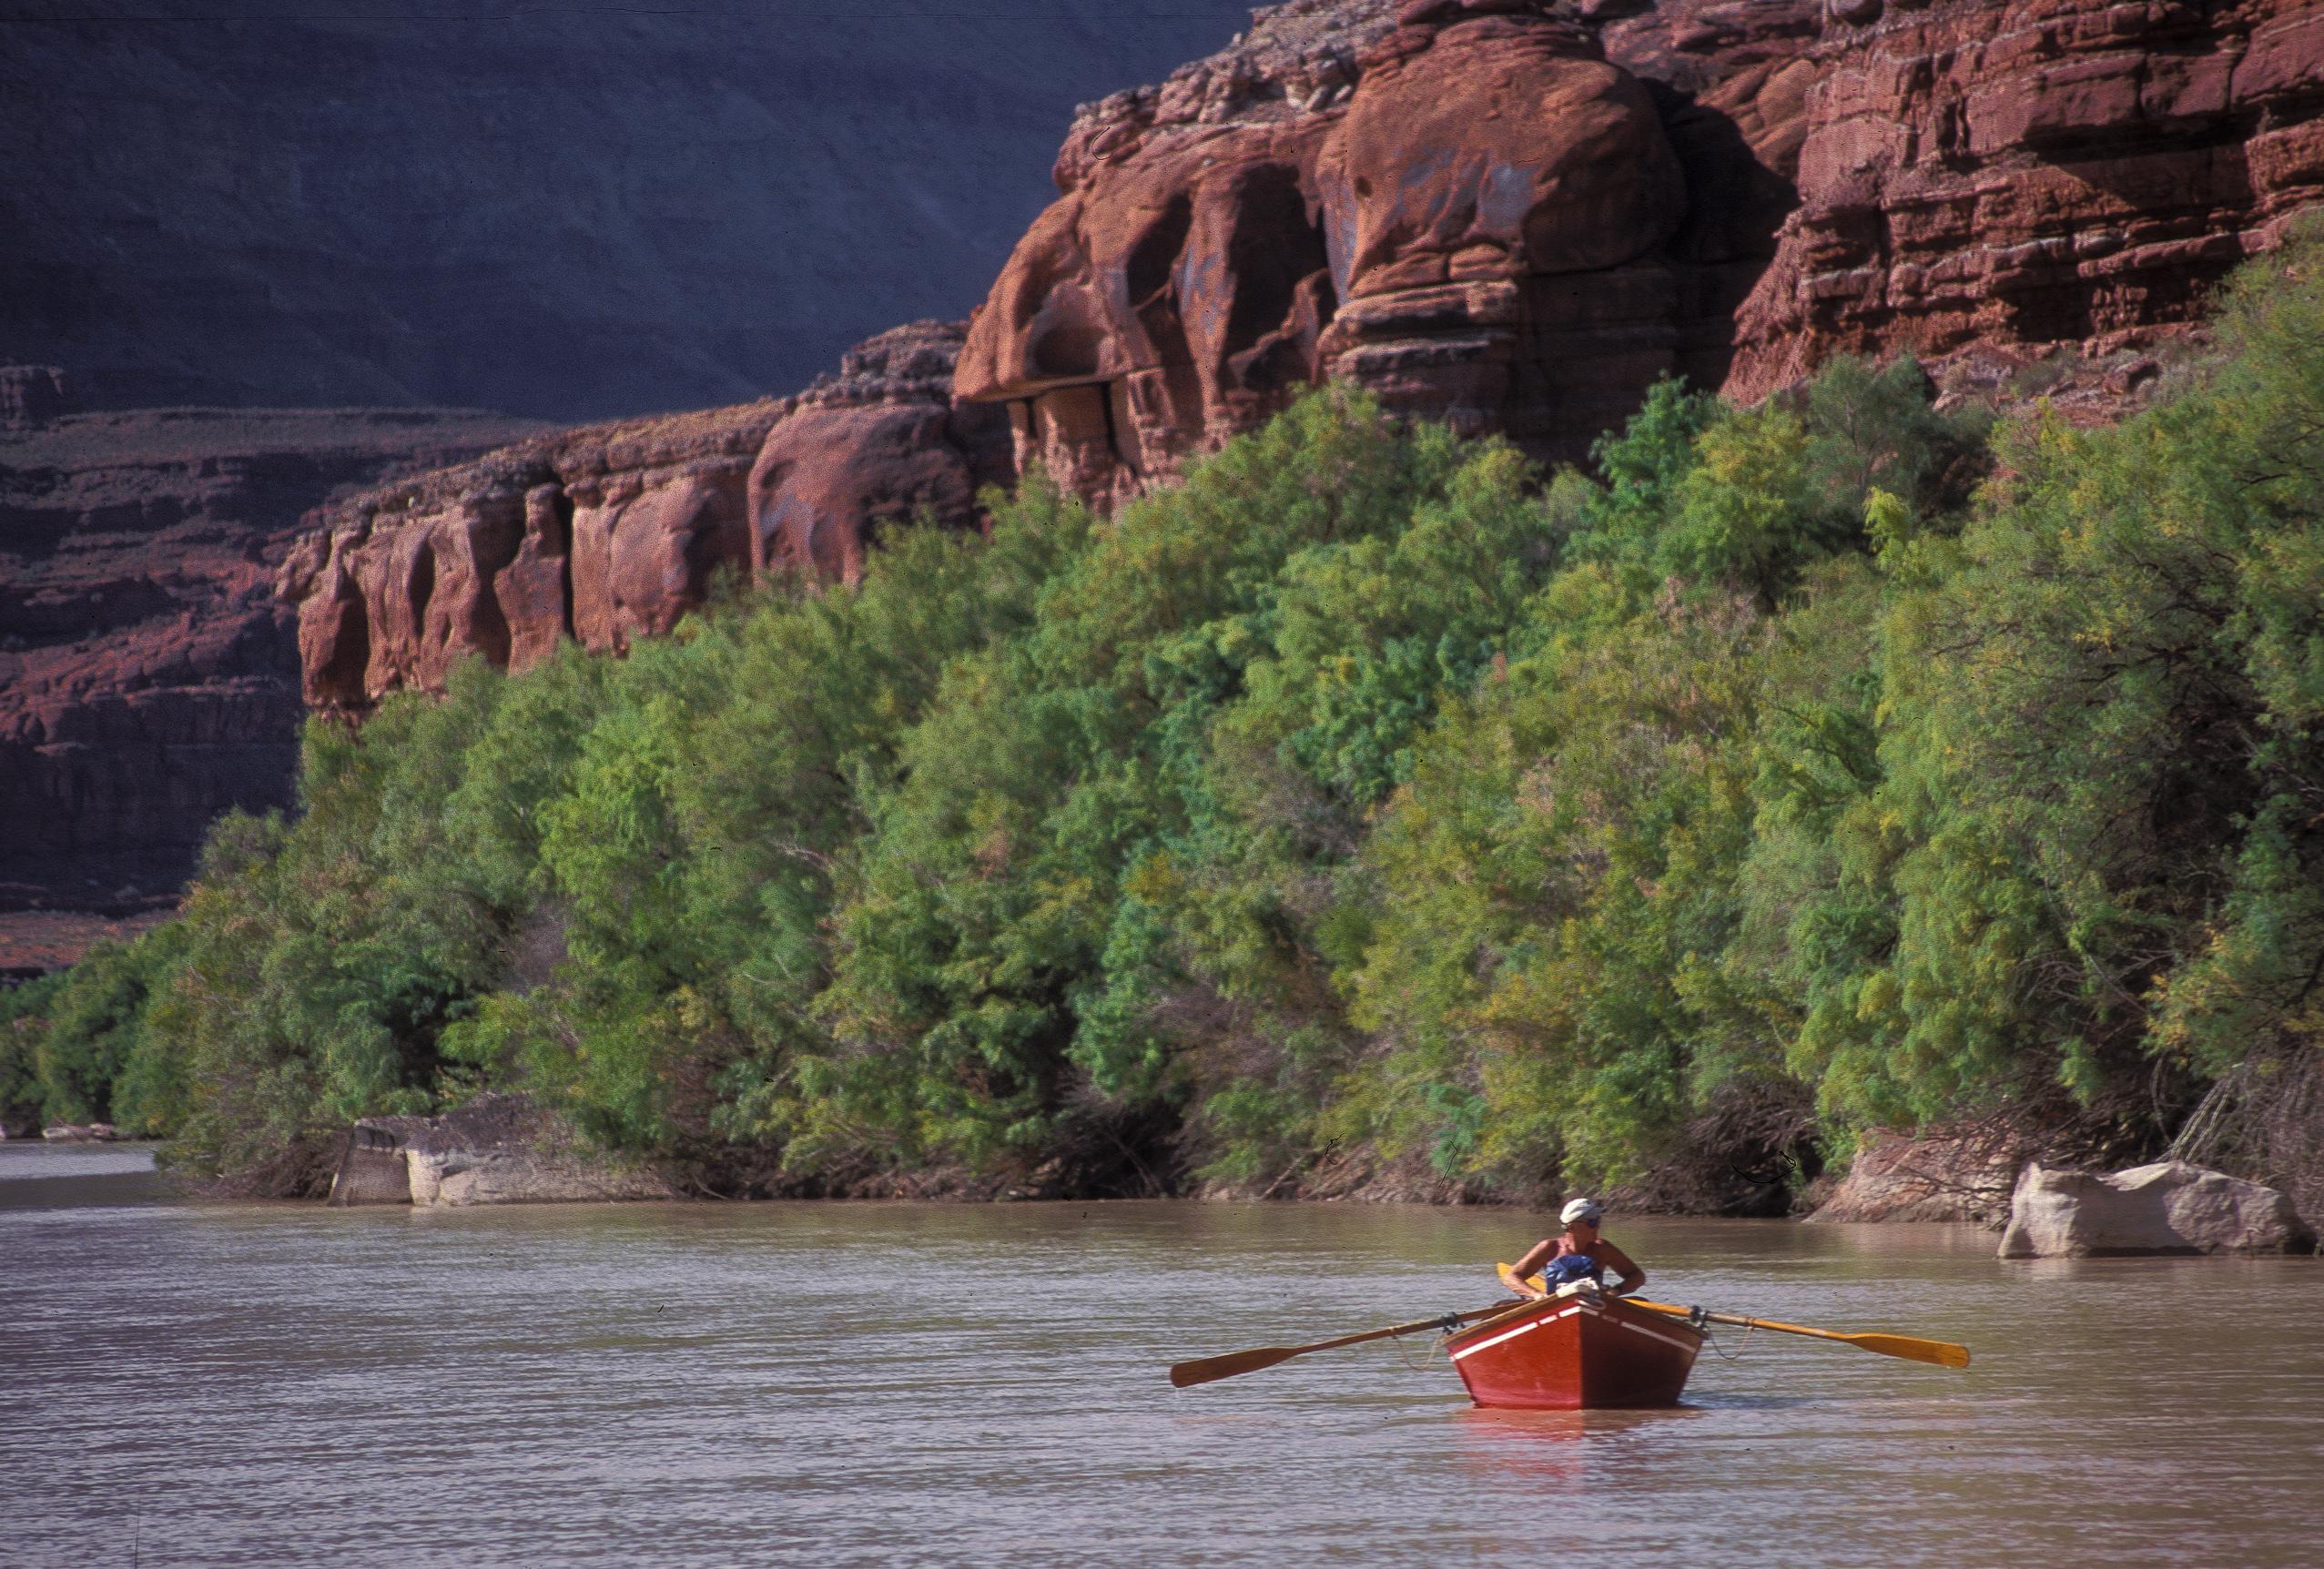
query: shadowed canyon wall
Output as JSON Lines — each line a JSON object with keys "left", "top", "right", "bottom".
{"left": 4, "top": 326, "right": 998, "bottom": 965}
{"left": 0, "top": 2, "right": 1258, "bottom": 420}
{"left": 1, "top": 406, "right": 543, "bottom": 956}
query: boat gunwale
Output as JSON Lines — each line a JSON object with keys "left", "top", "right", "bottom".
{"left": 1443, "top": 1291, "right": 1709, "bottom": 1355}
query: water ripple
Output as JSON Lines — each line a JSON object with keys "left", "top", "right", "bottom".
{"left": 4, "top": 1160, "right": 2319, "bottom": 1566}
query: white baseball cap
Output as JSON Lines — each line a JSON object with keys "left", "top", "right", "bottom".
{"left": 1560, "top": 1198, "right": 1603, "bottom": 1226}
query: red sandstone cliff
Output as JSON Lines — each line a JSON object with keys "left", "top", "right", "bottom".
{"left": 958, "top": 0, "right": 2324, "bottom": 491}
{"left": 280, "top": 0, "right": 2324, "bottom": 705}
{"left": 953, "top": 0, "right": 1823, "bottom": 500}
{"left": 283, "top": 323, "right": 1012, "bottom": 714}
{"left": 1729, "top": 0, "right": 2324, "bottom": 397}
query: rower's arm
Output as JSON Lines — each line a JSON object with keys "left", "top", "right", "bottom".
{"left": 1508, "top": 1239, "right": 1556, "bottom": 1298}
{"left": 1598, "top": 1240, "right": 1645, "bottom": 1298}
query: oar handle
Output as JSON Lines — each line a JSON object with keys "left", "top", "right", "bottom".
{"left": 1629, "top": 1298, "right": 1780, "bottom": 1332}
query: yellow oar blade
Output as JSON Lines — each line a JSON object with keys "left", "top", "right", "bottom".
{"left": 1624, "top": 1296, "right": 1971, "bottom": 1369}
{"left": 1844, "top": 1332, "right": 1971, "bottom": 1370}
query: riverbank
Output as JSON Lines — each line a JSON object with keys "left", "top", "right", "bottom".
{"left": 10, "top": 1128, "right": 2317, "bottom": 1269}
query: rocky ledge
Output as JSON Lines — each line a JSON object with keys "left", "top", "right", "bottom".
{"left": 326, "top": 1093, "right": 675, "bottom": 1208}
{"left": 35, "top": 1122, "right": 125, "bottom": 1143}
{"left": 1807, "top": 1127, "right": 2030, "bottom": 1226}
{"left": 1730, "top": 0, "right": 2324, "bottom": 400}
{"left": 280, "top": 322, "right": 1013, "bottom": 714}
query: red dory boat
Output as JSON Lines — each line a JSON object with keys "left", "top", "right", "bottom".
{"left": 1444, "top": 1288, "right": 1705, "bottom": 1409}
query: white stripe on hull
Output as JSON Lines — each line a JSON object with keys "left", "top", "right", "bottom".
{"left": 1450, "top": 1301, "right": 1701, "bottom": 1363}
{"left": 1610, "top": 1315, "right": 1702, "bottom": 1353}
{"left": 1448, "top": 1305, "right": 1581, "bottom": 1362}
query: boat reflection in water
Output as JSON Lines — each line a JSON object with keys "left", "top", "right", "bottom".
{"left": 1455, "top": 1402, "right": 1710, "bottom": 1444}
{"left": 1449, "top": 1402, "right": 1710, "bottom": 1490}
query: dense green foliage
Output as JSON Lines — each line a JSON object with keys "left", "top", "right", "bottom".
{"left": 13, "top": 242, "right": 2322, "bottom": 1202}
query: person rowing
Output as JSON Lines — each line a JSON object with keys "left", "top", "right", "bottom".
{"left": 1509, "top": 1197, "right": 1646, "bottom": 1300}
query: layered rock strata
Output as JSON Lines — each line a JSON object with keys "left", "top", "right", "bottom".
{"left": 1807, "top": 1126, "right": 2031, "bottom": 1225}
{"left": 956, "top": 0, "right": 2324, "bottom": 495}
{"left": 0, "top": 406, "right": 541, "bottom": 959}
{"left": 1, "top": 366, "right": 73, "bottom": 429}
{"left": 1729, "top": 0, "right": 2324, "bottom": 397}
{"left": 284, "top": 322, "right": 1011, "bottom": 714}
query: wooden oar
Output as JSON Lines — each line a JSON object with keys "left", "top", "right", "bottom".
{"left": 1632, "top": 1300, "right": 1971, "bottom": 1368}
{"left": 1495, "top": 1263, "right": 1970, "bottom": 1370}
{"left": 1169, "top": 1302, "right": 1518, "bottom": 1389}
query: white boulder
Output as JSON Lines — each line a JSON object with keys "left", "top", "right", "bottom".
{"left": 325, "top": 1093, "right": 675, "bottom": 1208}
{"left": 404, "top": 1144, "right": 675, "bottom": 1206}
{"left": 1998, "top": 1159, "right": 2317, "bottom": 1258}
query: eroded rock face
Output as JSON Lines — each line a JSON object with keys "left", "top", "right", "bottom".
{"left": 958, "top": 0, "right": 2324, "bottom": 492}
{"left": 749, "top": 323, "right": 1013, "bottom": 583}
{"left": 1729, "top": 0, "right": 2324, "bottom": 397}
{"left": 1809, "top": 1127, "right": 2028, "bottom": 1225}
{"left": 284, "top": 405, "right": 775, "bottom": 711}
{"left": 957, "top": 0, "right": 1819, "bottom": 493}
{"left": 282, "top": 0, "right": 2324, "bottom": 713}
{"left": 283, "top": 323, "right": 1011, "bottom": 712}
{"left": 1997, "top": 1159, "right": 2318, "bottom": 1257}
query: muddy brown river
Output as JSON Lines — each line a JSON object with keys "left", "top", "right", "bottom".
{"left": 5, "top": 1143, "right": 2319, "bottom": 1566}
